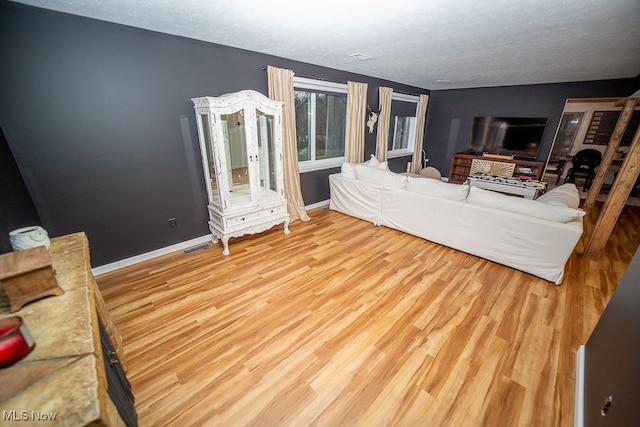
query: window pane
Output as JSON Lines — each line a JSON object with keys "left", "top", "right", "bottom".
{"left": 389, "top": 117, "right": 414, "bottom": 150}
{"left": 397, "top": 117, "right": 413, "bottom": 149}
{"left": 390, "top": 99, "right": 417, "bottom": 117}
{"left": 293, "top": 78, "right": 348, "bottom": 170}
{"left": 294, "top": 91, "right": 311, "bottom": 162}
{"left": 388, "top": 97, "right": 418, "bottom": 153}
{"left": 316, "top": 93, "right": 346, "bottom": 160}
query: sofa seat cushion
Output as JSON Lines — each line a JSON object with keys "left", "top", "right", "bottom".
{"left": 355, "top": 164, "right": 407, "bottom": 189}
{"left": 467, "top": 186, "right": 585, "bottom": 223}
{"left": 407, "top": 176, "right": 469, "bottom": 201}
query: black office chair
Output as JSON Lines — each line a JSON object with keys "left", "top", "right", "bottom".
{"left": 545, "top": 158, "right": 567, "bottom": 184}
{"left": 564, "top": 149, "right": 602, "bottom": 191}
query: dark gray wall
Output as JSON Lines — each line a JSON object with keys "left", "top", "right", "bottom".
{"left": 0, "top": 126, "right": 42, "bottom": 253}
{"left": 584, "top": 246, "right": 640, "bottom": 425}
{"left": 425, "top": 79, "right": 638, "bottom": 177}
{"left": 0, "top": 2, "right": 425, "bottom": 265}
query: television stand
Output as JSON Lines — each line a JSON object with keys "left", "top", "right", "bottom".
{"left": 448, "top": 153, "right": 544, "bottom": 184}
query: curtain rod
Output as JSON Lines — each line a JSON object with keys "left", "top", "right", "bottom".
{"left": 262, "top": 66, "right": 338, "bottom": 83}
{"left": 261, "top": 66, "right": 427, "bottom": 97}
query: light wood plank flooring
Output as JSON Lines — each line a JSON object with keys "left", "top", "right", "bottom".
{"left": 97, "top": 203, "right": 640, "bottom": 426}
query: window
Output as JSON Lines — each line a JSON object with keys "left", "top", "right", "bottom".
{"left": 294, "top": 77, "right": 347, "bottom": 172}
{"left": 387, "top": 93, "right": 419, "bottom": 158}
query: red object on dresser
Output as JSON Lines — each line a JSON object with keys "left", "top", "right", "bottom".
{"left": 0, "top": 316, "right": 35, "bottom": 368}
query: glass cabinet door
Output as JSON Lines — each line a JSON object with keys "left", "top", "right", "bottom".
{"left": 256, "top": 110, "right": 279, "bottom": 200}
{"left": 220, "top": 111, "right": 251, "bottom": 207}
{"left": 199, "top": 113, "right": 220, "bottom": 206}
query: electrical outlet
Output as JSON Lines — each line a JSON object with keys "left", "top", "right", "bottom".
{"left": 168, "top": 218, "right": 178, "bottom": 229}
{"left": 601, "top": 395, "right": 613, "bottom": 416}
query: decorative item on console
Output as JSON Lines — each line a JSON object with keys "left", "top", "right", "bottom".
{"left": 469, "top": 159, "right": 515, "bottom": 178}
{"left": 467, "top": 173, "right": 547, "bottom": 199}
{"left": 0, "top": 246, "right": 63, "bottom": 313}
{"left": 0, "top": 316, "right": 36, "bottom": 368}
{"left": 9, "top": 226, "right": 50, "bottom": 251}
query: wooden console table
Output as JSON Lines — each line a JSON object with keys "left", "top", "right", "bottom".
{"left": 0, "top": 233, "right": 136, "bottom": 426}
{"left": 448, "top": 153, "right": 544, "bottom": 184}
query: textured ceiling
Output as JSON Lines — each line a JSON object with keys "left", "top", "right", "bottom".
{"left": 12, "top": 0, "right": 640, "bottom": 90}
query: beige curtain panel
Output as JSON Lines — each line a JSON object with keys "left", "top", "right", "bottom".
{"left": 411, "top": 94, "right": 430, "bottom": 173}
{"left": 345, "top": 81, "right": 368, "bottom": 164}
{"left": 376, "top": 86, "right": 393, "bottom": 162}
{"left": 267, "top": 65, "right": 310, "bottom": 222}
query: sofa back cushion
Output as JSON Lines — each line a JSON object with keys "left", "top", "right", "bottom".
{"left": 355, "top": 164, "right": 407, "bottom": 189}
{"left": 467, "top": 186, "right": 585, "bottom": 223}
{"left": 362, "top": 154, "right": 389, "bottom": 169}
{"left": 341, "top": 162, "right": 358, "bottom": 179}
{"left": 535, "top": 183, "right": 580, "bottom": 209}
{"left": 407, "top": 177, "right": 469, "bottom": 201}
{"left": 342, "top": 155, "right": 389, "bottom": 179}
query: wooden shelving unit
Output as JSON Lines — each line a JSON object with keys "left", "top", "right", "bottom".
{"left": 448, "top": 153, "right": 544, "bottom": 184}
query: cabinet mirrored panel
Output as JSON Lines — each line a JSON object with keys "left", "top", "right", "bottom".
{"left": 221, "top": 110, "right": 250, "bottom": 207}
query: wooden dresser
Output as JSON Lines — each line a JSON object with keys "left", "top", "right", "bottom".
{"left": 448, "top": 153, "right": 544, "bottom": 184}
{"left": 0, "top": 233, "right": 136, "bottom": 426}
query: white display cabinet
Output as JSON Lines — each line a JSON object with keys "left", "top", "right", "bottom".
{"left": 192, "top": 90, "right": 289, "bottom": 255}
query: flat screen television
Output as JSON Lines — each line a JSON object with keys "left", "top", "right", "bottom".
{"left": 466, "top": 116, "right": 547, "bottom": 160}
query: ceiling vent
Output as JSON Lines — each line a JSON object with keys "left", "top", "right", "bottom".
{"left": 349, "top": 52, "right": 373, "bottom": 61}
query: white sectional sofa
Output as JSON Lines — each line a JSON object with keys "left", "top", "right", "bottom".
{"left": 329, "top": 162, "right": 585, "bottom": 284}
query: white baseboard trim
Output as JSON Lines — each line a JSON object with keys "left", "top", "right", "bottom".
{"left": 306, "top": 200, "right": 330, "bottom": 210}
{"left": 575, "top": 344, "right": 586, "bottom": 427}
{"left": 92, "top": 234, "right": 212, "bottom": 276}
{"left": 92, "top": 201, "right": 331, "bottom": 276}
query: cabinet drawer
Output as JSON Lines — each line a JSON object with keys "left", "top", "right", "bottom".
{"left": 224, "top": 205, "right": 287, "bottom": 229}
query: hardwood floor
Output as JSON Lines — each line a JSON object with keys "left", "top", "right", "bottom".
{"left": 96, "top": 203, "right": 640, "bottom": 426}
